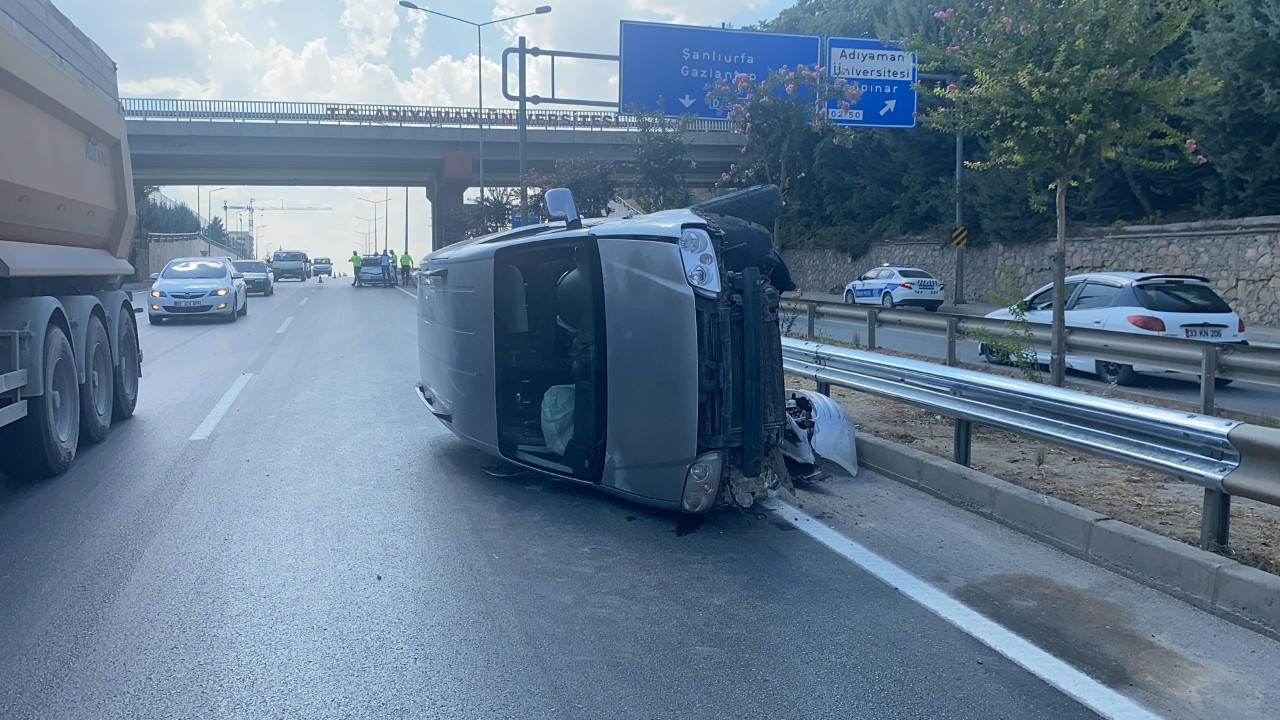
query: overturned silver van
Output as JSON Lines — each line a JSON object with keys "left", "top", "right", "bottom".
{"left": 414, "top": 186, "right": 855, "bottom": 512}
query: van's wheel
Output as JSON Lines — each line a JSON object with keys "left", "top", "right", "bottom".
{"left": 1096, "top": 360, "right": 1138, "bottom": 386}
{"left": 112, "top": 315, "right": 140, "bottom": 421}
{"left": 78, "top": 316, "right": 114, "bottom": 444}
{"left": 881, "top": 293, "right": 896, "bottom": 309}
{"left": 0, "top": 325, "right": 80, "bottom": 478}
{"left": 844, "top": 290, "right": 855, "bottom": 304}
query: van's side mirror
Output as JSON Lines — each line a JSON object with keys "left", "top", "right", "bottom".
{"left": 149, "top": 273, "right": 160, "bottom": 281}
{"left": 545, "top": 188, "right": 582, "bottom": 230}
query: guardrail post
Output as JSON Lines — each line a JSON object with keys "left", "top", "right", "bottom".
{"left": 1199, "top": 345, "right": 1219, "bottom": 416}
{"left": 805, "top": 301, "right": 817, "bottom": 340}
{"left": 954, "top": 420, "right": 972, "bottom": 467}
{"left": 866, "top": 309, "right": 878, "bottom": 350}
{"left": 946, "top": 317, "right": 959, "bottom": 367}
{"left": 1199, "top": 489, "right": 1231, "bottom": 550}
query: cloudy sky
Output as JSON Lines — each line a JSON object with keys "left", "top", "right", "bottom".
{"left": 58, "top": 0, "right": 791, "bottom": 263}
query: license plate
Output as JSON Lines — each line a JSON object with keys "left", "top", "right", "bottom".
{"left": 175, "top": 300, "right": 201, "bottom": 307}
{"left": 1185, "top": 328, "right": 1222, "bottom": 339}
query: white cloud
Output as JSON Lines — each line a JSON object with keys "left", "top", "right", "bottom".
{"left": 339, "top": 0, "right": 401, "bottom": 60}
{"left": 404, "top": 12, "right": 427, "bottom": 60}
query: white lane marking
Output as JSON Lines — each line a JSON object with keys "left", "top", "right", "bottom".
{"left": 298, "top": 297, "right": 309, "bottom": 306}
{"left": 189, "top": 373, "right": 254, "bottom": 441}
{"left": 275, "top": 317, "right": 294, "bottom": 334}
{"left": 764, "top": 498, "right": 1163, "bottom": 720}
{"left": 397, "top": 286, "right": 416, "bottom": 301}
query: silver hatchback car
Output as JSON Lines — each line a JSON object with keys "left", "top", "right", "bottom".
{"left": 415, "top": 187, "right": 856, "bottom": 513}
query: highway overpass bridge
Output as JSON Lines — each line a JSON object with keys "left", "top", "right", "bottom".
{"left": 123, "top": 99, "right": 743, "bottom": 248}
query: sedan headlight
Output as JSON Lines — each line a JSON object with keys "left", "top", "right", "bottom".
{"left": 678, "top": 228, "right": 722, "bottom": 297}
{"left": 212, "top": 287, "right": 230, "bottom": 297}
{"left": 150, "top": 289, "right": 165, "bottom": 298}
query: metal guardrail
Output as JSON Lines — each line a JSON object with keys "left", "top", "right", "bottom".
{"left": 782, "top": 298, "right": 1280, "bottom": 416}
{"left": 120, "top": 98, "right": 737, "bottom": 133}
{"left": 783, "top": 337, "right": 1280, "bottom": 550}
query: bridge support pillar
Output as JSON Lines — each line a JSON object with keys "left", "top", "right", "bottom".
{"left": 428, "top": 180, "right": 467, "bottom": 251}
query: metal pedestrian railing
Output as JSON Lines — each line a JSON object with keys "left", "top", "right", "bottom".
{"left": 782, "top": 337, "right": 1280, "bottom": 551}
{"left": 782, "top": 298, "right": 1280, "bottom": 416}
{"left": 120, "top": 98, "right": 737, "bottom": 132}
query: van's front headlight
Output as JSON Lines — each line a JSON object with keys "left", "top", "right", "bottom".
{"left": 681, "top": 452, "right": 723, "bottom": 513}
{"left": 679, "top": 228, "right": 722, "bottom": 297}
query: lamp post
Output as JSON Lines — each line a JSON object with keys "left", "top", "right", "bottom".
{"left": 356, "top": 216, "right": 375, "bottom": 254}
{"left": 207, "top": 187, "right": 228, "bottom": 228}
{"left": 357, "top": 197, "right": 390, "bottom": 251}
{"left": 398, "top": 2, "right": 551, "bottom": 205}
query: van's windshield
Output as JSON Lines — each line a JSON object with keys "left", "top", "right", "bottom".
{"left": 273, "top": 252, "right": 304, "bottom": 262}
{"left": 493, "top": 239, "right": 606, "bottom": 480}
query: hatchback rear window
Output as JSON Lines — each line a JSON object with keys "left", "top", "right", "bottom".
{"left": 898, "top": 270, "right": 934, "bottom": 279}
{"left": 1134, "top": 282, "right": 1232, "bottom": 313}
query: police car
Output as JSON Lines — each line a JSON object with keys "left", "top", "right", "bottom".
{"left": 843, "top": 265, "right": 944, "bottom": 311}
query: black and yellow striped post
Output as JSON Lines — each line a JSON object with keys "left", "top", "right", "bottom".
{"left": 951, "top": 226, "right": 969, "bottom": 249}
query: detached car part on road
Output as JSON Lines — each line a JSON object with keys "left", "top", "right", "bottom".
{"left": 415, "top": 186, "right": 857, "bottom": 513}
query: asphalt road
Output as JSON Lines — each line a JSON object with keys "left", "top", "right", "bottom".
{"left": 804, "top": 313, "right": 1280, "bottom": 419}
{"left": 1, "top": 278, "right": 1278, "bottom": 719}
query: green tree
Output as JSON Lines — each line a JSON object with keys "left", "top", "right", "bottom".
{"left": 528, "top": 154, "right": 618, "bottom": 219}
{"left": 206, "top": 216, "right": 227, "bottom": 245}
{"left": 708, "top": 66, "right": 859, "bottom": 239}
{"left": 1191, "top": 0, "right": 1280, "bottom": 215}
{"left": 630, "top": 104, "right": 692, "bottom": 212}
{"left": 915, "top": 0, "right": 1212, "bottom": 386}
{"left": 457, "top": 189, "right": 518, "bottom": 239}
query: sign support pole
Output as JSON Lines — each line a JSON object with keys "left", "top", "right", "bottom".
{"left": 518, "top": 36, "right": 529, "bottom": 225}
{"left": 954, "top": 130, "right": 965, "bottom": 305}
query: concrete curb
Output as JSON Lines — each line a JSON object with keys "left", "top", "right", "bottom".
{"left": 856, "top": 433, "right": 1280, "bottom": 641}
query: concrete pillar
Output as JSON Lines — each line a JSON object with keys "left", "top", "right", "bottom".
{"left": 427, "top": 177, "right": 467, "bottom": 252}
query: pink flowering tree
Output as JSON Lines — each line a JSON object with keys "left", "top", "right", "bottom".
{"left": 915, "top": 1, "right": 1215, "bottom": 387}
{"left": 708, "top": 65, "right": 860, "bottom": 239}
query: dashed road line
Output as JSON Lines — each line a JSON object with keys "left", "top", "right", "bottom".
{"left": 275, "top": 317, "right": 294, "bottom": 334}
{"left": 189, "top": 373, "right": 254, "bottom": 441}
{"left": 298, "top": 297, "right": 309, "bottom": 306}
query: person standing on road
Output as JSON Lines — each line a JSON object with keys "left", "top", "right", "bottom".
{"left": 349, "top": 251, "right": 362, "bottom": 286}
{"left": 388, "top": 250, "right": 399, "bottom": 284}
{"left": 400, "top": 251, "right": 413, "bottom": 285}
{"left": 380, "top": 250, "right": 392, "bottom": 285}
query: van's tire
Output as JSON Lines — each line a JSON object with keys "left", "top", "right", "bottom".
{"left": 78, "top": 316, "right": 114, "bottom": 445}
{"left": 0, "top": 325, "right": 80, "bottom": 478}
{"left": 112, "top": 315, "right": 141, "bottom": 421}
{"left": 1097, "top": 360, "right": 1138, "bottom": 386}
{"left": 692, "top": 185, "right": 784, "bottom": 227}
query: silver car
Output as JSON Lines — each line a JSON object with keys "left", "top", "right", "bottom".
{"left": 148, "top": 257, "right": 247, "bottom": 324}
{"left": 414, "top": 187, "right": 856, "bottom": 513}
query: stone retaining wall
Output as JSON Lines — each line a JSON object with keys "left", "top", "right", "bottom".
{"left": 781, "top": 218, "right": 1280, "bottom": 325}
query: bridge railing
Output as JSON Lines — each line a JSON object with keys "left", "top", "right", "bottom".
{"left": 121, "top": 98, "right": 737, "bottom": 133}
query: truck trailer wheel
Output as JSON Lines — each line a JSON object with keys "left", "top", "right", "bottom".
{"left": 112, "top": 315, "right": 140, "bottom": 421}
{"left": 0, "top": 325, "right": 80, "bottom": 478}
{"left": 78, "top": 316, "right": 114, "bottom": 444}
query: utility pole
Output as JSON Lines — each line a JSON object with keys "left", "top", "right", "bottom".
{"left": 518, "top": 35, "right": 529, "bottom": 224}
{"left": 404, "top": 187, "right": 409, "bottom": 255}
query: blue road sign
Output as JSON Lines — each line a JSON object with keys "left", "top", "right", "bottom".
{"left": 619, "top": 21, "right": 820, "bottom": 120}
{"left": 825, "top": 37, "right": 917, "bottom": 128}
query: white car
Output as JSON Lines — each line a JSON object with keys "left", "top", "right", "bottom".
{"left": 844, "top": 265, "right": 944, "bottom": 311}
{"left": 983, "top": 272, "right": 1246, "bottom": 385}
{"left": 148, "top": 257, "right": 248, "bottom": 325}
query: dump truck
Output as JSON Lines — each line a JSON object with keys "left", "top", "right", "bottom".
{"left": 0, "top": 0, "right": 142, "bottom": 477}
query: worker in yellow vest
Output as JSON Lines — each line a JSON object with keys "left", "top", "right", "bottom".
{"left": 400, "top": 251, "right": 413, "bottom": 285}
{"left": 349, "top": 251, "right": 362, "bottom": 287}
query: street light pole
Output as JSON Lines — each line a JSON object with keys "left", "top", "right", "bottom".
{"left": 398, "top": 2, "right": 551, "bottom": 206}
{"left": 207, "top": 187, "right": 227, "bottom": 228}
{"left": 357, "top": 197, "right": 389, "bottom": 252}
